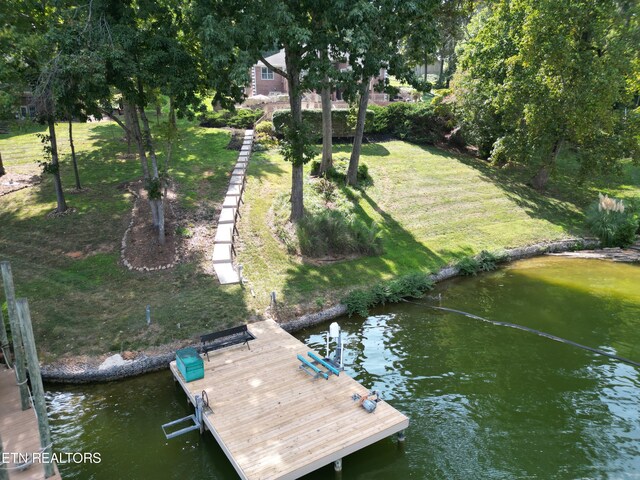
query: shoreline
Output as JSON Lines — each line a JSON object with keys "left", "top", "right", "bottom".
{"left": 41, "top": 237, "right": 606, "bottom": 384}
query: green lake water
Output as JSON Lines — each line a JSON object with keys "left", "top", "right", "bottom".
{"left": 46, "top": 257, "right": 640, "bottom": 479}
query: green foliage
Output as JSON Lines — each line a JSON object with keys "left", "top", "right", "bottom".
{"left": 175, "top": 226, "right": 193, "bottom": 238}
{"left": 272, "top": 175, "right": 382, "bottom": 258}
{"left": 365, "top": 102, "right": 450, "bottom": 144}
{"left": 343, "top": 273, "right": 435, "bottom": 317}
{"left": 310, "top": 154, "right": 372, "bottom": 184}
{"left": 453, "top": 0, "right": 640, "bottom": 169}
{"left": 297, "top": 210, "right": 382, "bottom": 257}
{"left": 255, "top": 120, "right": 274, "bottom": 136}
{"left": 585, "top": 200, "right": 639, "bottom": 248}
{"left": 145, "top": 177, "right": 163, "bottom": 200}
{"left": 254, "top": 120, "right": 278, "bottom": 149}
{"left": 34, "top": 132, "right": 57, "bottom": 175}
{"left": 0, "top": 91, "right": 15, "bottom": 121}
{"left": 272, "top": 109, "right": 375, "bottom": 139}
{"left": 199, "top": 109, "right": 263, "bottom": 129}
{"left": 278, "top": 122, "right": 317, "bottom": 167}
{"left": 456, "top": 250, "right": 505, "bottom": 276}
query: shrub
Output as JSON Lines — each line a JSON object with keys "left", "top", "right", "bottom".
{"left": 585, "top": 194, "right": 639, "bottom": 247}
{"left": 364, "top": 104, "right": 389, "bottom": 134}
{"left": 311, "top": 154, "right": 372, "bottom": 185}
{"left": 343, "top": 273, "right": 435, "bottom": 317}
{"left": 456, "top": 250, "right": 505, "bottom": 276}
{"left": 255, "top": 120, "right": 274, "bottom": 135}
{"left": 312, "top": 178, "right": 336, "bottom": 202}
{"left": 297, "top": 210, "right": 382, "bottom": 257}
{"left": 271, "top": 175, "right": 382, "bottom": 259}
{"left": 272, "top": 109, "right": 375, "bottom": 139}
{"left": 199, "top": 108, "right": 263, "bottom": 129}
{"left": 365, "top": 102, "right": 450, "bottom": 145}
{"left": 254, "top": 120, "right": 278, "bottom": 149}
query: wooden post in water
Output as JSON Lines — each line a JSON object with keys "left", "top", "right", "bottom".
{"left": 16, "top": 298, "right": 56, "bottom": 479}
{"left": 0, "top": 306, "right": 12, "bottom": 367}
{"left": 0, "top": 261, "right": 30, "bottom": 410}
{"left": 0, "top": 430, "right": 9, "bottom": 480}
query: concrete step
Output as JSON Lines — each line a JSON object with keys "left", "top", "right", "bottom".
{"left": 229, "top": 175, "right": 245, "bottom": 185}
{"left": 212, "top": 243, "right": 233, "bottom": 264}
{"left": 214, "top": 223, "right": 235, "bottom": 243}
{"left": 223, "top": 195, "right": 240, "bottom": 208}
{"left": 227, "top": 184, "right": 243, "bottom": 196}
{"left": 218, "top": 208, "right": 237, "bottom": 224}
{"left": 214, "top": 262, "right": 240, "bottom": 284}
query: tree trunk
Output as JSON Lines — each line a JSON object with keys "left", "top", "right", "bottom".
{"left": 347, "top": 83, "right": 370, "bottom": 186}
{"left": 0, "top": 151, "right": 5, "bottom": 177}
{"left": 446, "top": 51, "right": 455, "bottom": 87}
{"left": 424, "top": 51, "right": 429, "bottom": 83}
{"left": 124, "top": 103, "right": 134, "bottom": 155}
{"left": 127, "top": 101, "right": 150, "bottom": 181}
{"left": 165, "top": 96, "right": 177, "bottom": 173}
{"left": 285, "top": 48, "right": 305, "bottom": 222}
{"left": 531, "top": 139, "right": 562, "bottom": 190}
{"left": 319, "top": 85, "right": 333, "bottom": 176}
{"left": 68, "top": 118, "right": 81, "bottom": 190}
{"left": 318, "top": 49, "right": 333, "bottom": 176}
{"left": 438, "top": 48, "right": 446, "bottom": 86}
{"left": 48, "top": 118, "right": 67, "bottom": 213}
{"left": 138, "top": 97, "right": 166, "bottom": 246}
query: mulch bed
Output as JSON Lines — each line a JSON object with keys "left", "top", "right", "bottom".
{"left": 123, "top": 181, "right": 178, "bottom": 270}
{"left": 0, "top": 173, "right": 41, "bottom": 196}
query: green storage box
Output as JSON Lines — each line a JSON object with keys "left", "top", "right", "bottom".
{"left": 176, "top": 347, "right": 204, "bottom": 382}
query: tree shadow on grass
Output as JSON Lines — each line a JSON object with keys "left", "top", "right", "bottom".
{"left": 332, "top": 142, "right": 390, "bottom": 157}
{"left": 279, "top": 183, "right": 474, "bottom": 307}
{"left": 417, "top": 145, "right": 588, "bottom": 235}
{"left": 246, "top": 150, "right": 287, "bottom": 182}
{"left": 0, "top": 122, "right": 252, "bottom": 358}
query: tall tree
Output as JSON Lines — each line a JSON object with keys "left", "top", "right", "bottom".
{"left": 454, "top": 0, "right": 640, "bottom": 188}
{"left": 342, "top": 0, "right": 438, "bottom": 186}
{"left": 89, "top": 0, "right": 206, "bottom": 244}
{"left": 1, "top": 0, "right": 70, "bottom": 212}
{"left": 196, "top": 0, "right": 323, "bottom": 221}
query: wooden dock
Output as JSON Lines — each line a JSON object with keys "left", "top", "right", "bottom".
{"left": 0, "top": 368, "right": 61, "bottom": 480}
{"left": 169, "top": 320, "right": 409, "bottom": 480}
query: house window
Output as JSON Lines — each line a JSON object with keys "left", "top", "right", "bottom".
{"left": 261, "top": 67, "right": 274, "bottom": 80}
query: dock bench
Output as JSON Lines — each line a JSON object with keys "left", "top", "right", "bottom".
{"left": 200, "top": 325, "right": 255, "bottom": 361}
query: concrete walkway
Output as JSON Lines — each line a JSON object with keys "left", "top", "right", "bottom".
{"left": 213, "top": 130, "right": 253, "bottom": 284}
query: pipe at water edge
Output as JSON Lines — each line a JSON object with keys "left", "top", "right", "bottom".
{"left": 404, "top": 300, "right": 640, "bottom": 370}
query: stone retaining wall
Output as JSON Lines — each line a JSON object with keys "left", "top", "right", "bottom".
{"left": 41, "top": 237, "right": 601, "bottom": 383}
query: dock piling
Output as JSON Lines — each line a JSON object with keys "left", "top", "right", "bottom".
{"left": 0, "top": 430, "right": 9, "bottom": 480}
{"left": 334, "top": 459, "right": 343, "bottom": 472}
{"left": 16, "top": 298, "right": 56, "bottom": 478}
{"left": 397, "top": 430, "right": 406, "bottom": 442}
{"left": 0, "top": 307, "right": 11, "bottom": 368}
{"left": 1, "top": 261, "right": 29, "bottom": 410}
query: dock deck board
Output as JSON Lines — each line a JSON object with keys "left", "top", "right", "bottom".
{"left": 170, "top": 320, "right": 408, "bottom": 480}
{"left": 0, "top": 369, "right": 61, "bottom": 480}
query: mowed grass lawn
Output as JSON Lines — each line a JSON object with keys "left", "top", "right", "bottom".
{"left": 239, "top": 141, "right": 640, "bottom": 315}
{"left": 0, "top": 119, "right": 249, "bottom": 359}
{"left": 1, "top": 120, "right": 638, "bottom": 360}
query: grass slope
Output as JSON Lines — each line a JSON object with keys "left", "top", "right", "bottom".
{"left": 0, "top": 119, "right": 248, "bottom": 359}
{"left": 1, "top": 120, "right": 637, "bottom": 360}
{"left": 238, "top": 141, "right": 639, "bottom": 315}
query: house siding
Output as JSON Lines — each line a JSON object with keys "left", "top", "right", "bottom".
{"left": 253, "top": 67, "right": 287, "bottom": 96}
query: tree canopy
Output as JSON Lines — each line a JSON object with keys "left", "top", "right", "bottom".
{"left": 453, "top": 0, "right": 640, "bottom": 187}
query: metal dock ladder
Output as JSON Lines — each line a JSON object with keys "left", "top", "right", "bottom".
{"left": 162, "top": 392, "right": 209, "bottom": 440}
